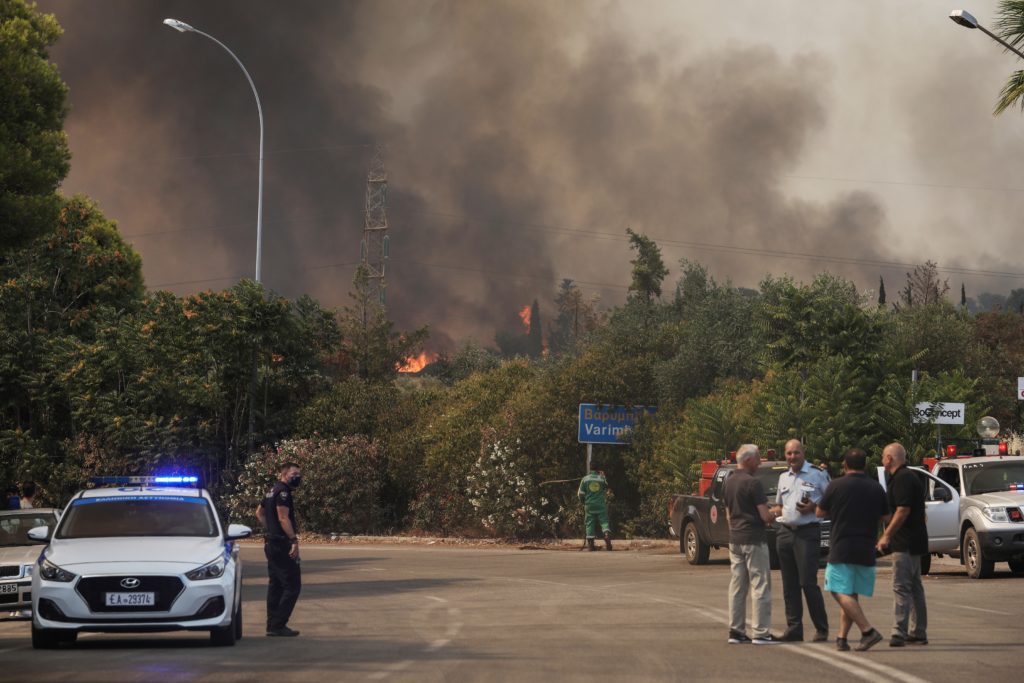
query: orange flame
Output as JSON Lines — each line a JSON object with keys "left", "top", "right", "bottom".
{"left": 519, "top": 305, "right": 531, "bottom": 332}
{"left": 398, "top": 351, "right": 437, "bottom": 373}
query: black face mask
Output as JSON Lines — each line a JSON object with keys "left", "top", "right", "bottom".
{"left": 288, "top": 475, "right": 302, "bottom": 488}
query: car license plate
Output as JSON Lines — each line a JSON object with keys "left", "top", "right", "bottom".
{"left": 105, "top": 592, "right": 155, "bottom": 607}
{"left": 0, "top": 583, "right": 18, "bottom": 594}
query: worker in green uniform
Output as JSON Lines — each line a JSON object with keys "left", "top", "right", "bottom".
{"left": 578, "top": 463, "right": 612, "bottom": 551}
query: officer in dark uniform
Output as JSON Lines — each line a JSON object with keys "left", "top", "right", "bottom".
{"left": 256, "top": 461, "right": 302, "bottom": 637}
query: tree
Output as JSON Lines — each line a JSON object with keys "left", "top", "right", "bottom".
{"left": 0, "top": 0, "right": 70, "bottom": 253}
{"left": 548, "top": 279, "right": 603, "bottom": 355}
{"left": 879, "top": 276, "right": 886, "bottom": 307}
{"left": 992, "top": 1, "right": 1024, "bottom": 113}
{"left": 961, "top": 283, "right": 967, "bottom": 309}
{"left": 338, "top": 264, "right": 428, "bottom": 382}
{"left": 898, "top": 261, "right": 949, "bottom": 309}
{"left": 626, "top": 228, "right": 668, "bottom": 303}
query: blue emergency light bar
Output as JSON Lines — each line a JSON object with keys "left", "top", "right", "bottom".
{"left": 88, "top": 475, "right": 200, "bottom": 486}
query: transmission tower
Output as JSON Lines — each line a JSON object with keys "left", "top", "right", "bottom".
{"left": 360, "top": 145, "right": 390, "bottom": 307}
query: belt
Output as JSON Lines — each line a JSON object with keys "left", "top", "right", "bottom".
{"left": 780, "top": 522, "right": 820, "bottom": 531}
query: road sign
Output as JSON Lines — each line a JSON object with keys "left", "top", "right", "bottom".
{"left": 578, "top": 404, "right": 657, "bottom": 444}
{"left": 912, "top": 402, "right": 965, "bottom": 425}
{"left": 1018, "top": 377, "right": 1024, "bottom": 400}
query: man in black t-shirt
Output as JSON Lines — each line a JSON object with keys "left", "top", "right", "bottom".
{"left": 816, "top": 448, "right": 890, "bottom": 652}
{"left": 877, "top": 442, "right": 929, "bottom": 647}
{"left": 256, "top": 461, "right": 303, "bottom": 637}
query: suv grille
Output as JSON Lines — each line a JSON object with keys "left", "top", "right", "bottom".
{"left": 76, "top": 576, "right": 184, "bottom": 612}
{"left": 0, "top": 565, "right": 20, "bottom": 578}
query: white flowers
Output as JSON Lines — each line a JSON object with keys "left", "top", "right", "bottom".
{"left": 467, "top": 439, "right": 559, "bottom": 536}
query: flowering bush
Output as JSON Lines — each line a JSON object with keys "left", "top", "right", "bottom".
{"left": 465, "top": 435, "right": 561, "bottom": 539}
{"left": 226, "top": 436, "right": 385, "bottom": 534}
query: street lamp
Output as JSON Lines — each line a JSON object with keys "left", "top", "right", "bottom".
{"left": 164, "top": 18, "right": 265, "bottom": 458}
{"left": 949, "top": 9, "right": 1024, "bottom": 61}
{"left": 162, "top": 18, "right": 265, "bottom": 283}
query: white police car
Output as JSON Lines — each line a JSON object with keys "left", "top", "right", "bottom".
{"left": 29, "top": 476, "right": 251, "bottom": 648}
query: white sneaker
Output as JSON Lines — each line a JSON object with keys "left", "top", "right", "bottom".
{"left": 753, "top": 634, "right": 784, "bottom": 645}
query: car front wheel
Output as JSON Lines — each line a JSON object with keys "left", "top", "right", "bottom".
{"left": 32, "top": 623, "right": 74, "bottom": 649}
{"left": 964, "top": 528, "right": 994, "bottom": 579}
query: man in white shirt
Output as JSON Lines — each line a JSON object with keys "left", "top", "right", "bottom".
{"left": 771, "top": 439, "right": 830, "bottom": 642}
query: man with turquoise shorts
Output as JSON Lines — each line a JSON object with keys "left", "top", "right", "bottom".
{"left": 578, "top": 463, "right": 612, "bottom": 551}
{"left": 816, "top": 448, "right": 891, "bottom": 652}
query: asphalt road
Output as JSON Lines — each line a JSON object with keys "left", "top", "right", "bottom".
{"left": 2, "top": 543, "right": 1022, "bottom": 682}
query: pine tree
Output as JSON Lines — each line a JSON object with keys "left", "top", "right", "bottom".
{"left": 878, "top": 276, "right": 886, "bottom": 307}
{"left": 961, "top": 283, "right": 967, "bottom": 308}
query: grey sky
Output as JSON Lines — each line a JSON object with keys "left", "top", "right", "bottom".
{"left": 34, "top": 0, "right": 1024, "bottom": 348}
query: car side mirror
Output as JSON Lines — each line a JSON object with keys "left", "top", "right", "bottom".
{"left": 27, "top": 526, "right": 50, "bottom": 542}
{"left": 933, "top": 487, "right": 952, "bottom": 503}
{"left": 225, "top": 524, "right": 252, "bottom": 540}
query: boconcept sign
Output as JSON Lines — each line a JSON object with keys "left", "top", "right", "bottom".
{"left": 912, "top": 402, "right": 965, "bottom": 425}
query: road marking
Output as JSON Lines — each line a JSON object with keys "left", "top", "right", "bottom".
{"left": 929, "top": 600, "right": 1012, "bottom": 616}
{"left": 497, "top": 575, "right": 930, "bottom": 683}
{"left": 790, "top": 643, "right": 929, "bottom": 683}
{"left": 368, "top": 596, "right": 461, "bottom": 680}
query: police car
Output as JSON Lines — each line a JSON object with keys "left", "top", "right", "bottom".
{"left": 28, "top": 476, "right": 251, "bottom": 648}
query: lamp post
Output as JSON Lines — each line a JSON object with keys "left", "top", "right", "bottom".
{"left": 163, "top": 18, "right": 264, "bottom": 283}
{"left": 164, "top": 18, "right": 264, "bottom": 459}
{"left": 949, "top": 9, "right": 1024, "bottom": 60}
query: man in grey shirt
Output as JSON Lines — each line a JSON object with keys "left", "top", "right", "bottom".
{"left": 724, "top": 444, "right": 783, "bottom": 645}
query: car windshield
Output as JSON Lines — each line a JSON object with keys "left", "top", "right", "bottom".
{"left": 963, "top": 461, "right": 1024, "bottom": 495}
{"left": 56, "top": 495, "right": 217, "bottom": 539}
{"left": 755, "top": 467, "right": 788, "bottom": 497}
{"left": 0, "top": 512, "right": 59, "bottom": 546}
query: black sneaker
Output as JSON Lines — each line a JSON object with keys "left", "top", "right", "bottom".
{"left": 813, "top": 632, "right": 829, "bottom": 642}
{"left": 905, "top": 635, "right": 928, "bottom": 645}
{"left": 752, "top": 634, "right": 784, "bottom": 645}
{"left": 266, "top": 626, "right": 300, "bottom": 637}
{"left": 889, "top": 635, "right": 905, "bottom": 647}
{"left": 727, "top": 630, "right": 752, "bottom": 644}
{"left": 855, "top": 629, "right": 883, "bottom": 651}
{"left": 780, "top": 631, "right": 803, "bottom": 642}
{"left": 836, "top": 637, "right": 850, "bottom": 651}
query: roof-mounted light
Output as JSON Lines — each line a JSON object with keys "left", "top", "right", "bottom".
{"left": 88, "top": 475, "right": 200, "bottom": 487}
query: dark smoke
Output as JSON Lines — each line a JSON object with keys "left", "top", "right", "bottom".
{"left": 36, "top": 0, "right": 893, "bottom": 350}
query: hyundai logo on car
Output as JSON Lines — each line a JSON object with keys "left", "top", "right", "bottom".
{"left": 120, "top": 577, "right": 141, "bottom": 589}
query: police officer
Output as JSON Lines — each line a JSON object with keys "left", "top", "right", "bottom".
{"left": 256, "top": 461, "right": 302, "bottom": 637}
{"left": 577, "top": 462, "right": 612, "bottom": 551}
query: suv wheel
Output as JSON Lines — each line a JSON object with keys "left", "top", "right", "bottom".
{"left": 684, "top": 522, "right": 709, "bottom": 565}
{"left": 964, "top": 528, "right": 994, "bottom": 579}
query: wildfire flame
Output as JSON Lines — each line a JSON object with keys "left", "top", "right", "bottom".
{"left": 398, "top": 351, "right": 437, "bottom": 373}
{"left": 519, "top": 305, "right": 531, "bottom": 332}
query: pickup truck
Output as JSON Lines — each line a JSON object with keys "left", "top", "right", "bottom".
{"left": 668, "top": 462, "right": 830, "bottom": 570}
{"left": 879, "top": 453, "right": 1024, "bottom": 578}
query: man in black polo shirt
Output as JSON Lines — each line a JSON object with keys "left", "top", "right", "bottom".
{"left": 816, "top": 448, "right": 890, "bottom": 651}
{"left": 256, "top": 461, "right": 303, "bottom": 637}
{"left": 877, "top": 442, "right": 929, "bottom": 647}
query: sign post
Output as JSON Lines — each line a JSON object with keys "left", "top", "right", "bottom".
{"left": 913, "top": 401, "right": 966, "bottom": 456}
{"left": 578, "top": 404, "right": 657, "bottom": 470}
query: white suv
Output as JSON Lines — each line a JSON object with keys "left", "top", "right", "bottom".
{"left": 29, "top": 478, "right": 251, "bottom": 648}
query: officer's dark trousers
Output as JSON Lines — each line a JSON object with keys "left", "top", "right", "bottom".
{"left": 265, "top": 537, "right": 301, "bottom": 630}
{"left": 776, "top": 525, "right": 828, "bottom": 639}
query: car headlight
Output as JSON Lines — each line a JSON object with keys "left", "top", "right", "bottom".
{"left": 982, "top": 506, "right": 1009, "bottom": 523}
{"left": 23, "top": 564, "right": 33, "bottom": 577}
{"left": 38, "top": 558, "right": 77, "bottom": 583}
{"left": 186, "top": 556, "right": 227, "bottom": 581}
